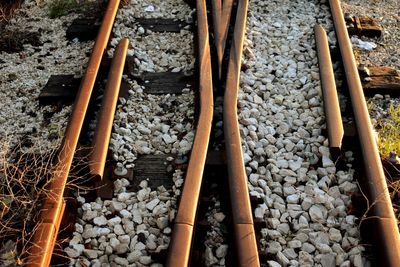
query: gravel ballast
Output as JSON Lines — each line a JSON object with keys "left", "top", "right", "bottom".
{"left": 0, "top": 1, "right": 95, "bottom": 264}
{"left": 66, "top": 1, "right": 196, "bottom": 265}
{"left": 341, "top": 0, "right": 399, "bottom": 69}
{"left": 240, "top": 1, "right": 366, "bottom": 266}
{"left": 0, "top": 1, "right": 93, "bottom": 150}
{"left": 3, "top": 0, "right": 396, "bottom": 266}
{"left": 341, "top": 0, "right": 400, "bottom": 234}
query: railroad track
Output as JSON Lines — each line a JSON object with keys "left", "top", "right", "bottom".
{"left": 316, "top": 1, "right": 400, "bottom": 264}
{"left": 11, "top": 0, "right": 399, "bottom": 266}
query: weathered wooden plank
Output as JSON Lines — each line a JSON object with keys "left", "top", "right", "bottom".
{"left": 133, "top": 72, "right": 196, "bottom": 94}
{"left": 362, "top": 75, "right": 400, "bottom": 96}
{"left": 66, "top": 18, "right": 101, "bottom": 41}
{"left": 39, "top": 75, "right": 81, "bottom": 105}
{"left": 346, "top": 16, "right": 382, "bottom": 38}
{"left": 39, "top": 74, "right": 130, "bottom": 106}
{"left": 356, "top": 17, "right": 382, "bottom": 38}
{"left": 100, "top": 56, "right": 135, "bottom": 77}
{"left": 359, "top": 65, "right": 399, "bottom": 77}
{"left": 136, "top": 18, "right": 193, "bottom": 33}
{"left": 132, "top": 154, "right": 174, "bottom": 189}
{"left": 183, "top": 0, "right": 196, "bottom": 8}
{"left": 359, "top": 65, "right": 400, "bottom": 96}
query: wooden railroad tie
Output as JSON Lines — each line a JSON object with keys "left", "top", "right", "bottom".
{"left": 66, "top": 18, "right": 101, "bottom": 42}
{"left": 135, "top": 18, "right": 193, "bottom": 33}
{"left": 359, "top": 65, "right": 400, "bottom": 96}
{"left": 66, "top": 17, "right": 193, "bottom": 42}
{"left": 345, "top": 15, "right": 383, "bottom": 38}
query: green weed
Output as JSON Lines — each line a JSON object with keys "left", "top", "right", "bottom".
{"left": 376, "top": 104, "right": 400, "bottom": 157}
{"left": 368, "top": 100, "right": 400, "bottom": 228}
{"left": 48, "top": 0, "right": 78, "bottom": 18}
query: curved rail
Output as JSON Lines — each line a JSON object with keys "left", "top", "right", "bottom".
{"left": 329, "top": 0, "right": 400, "bottom": 265}
{"left": 166, "top": 0, "right": 214, "bottom": 265}
{"left": 223, "top": 0, "right": 260, "bottom": 266}
{"left": 211, "top": 0, "right": 233, "bottom": 78}
{"left": 26, "top": 1, "right": 121, "bottom": 265}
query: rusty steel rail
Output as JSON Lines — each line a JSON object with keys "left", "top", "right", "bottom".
{"left": 166, "top": 0, "right": 214, "bottom": 265}
{"left": 329, "top": 0, "right": 400, "bottom": 265}
{"left": 223, "top": 0, "right": 260, "bottom": 266}
{"left": 25, "top": 1, "right": 121, "bottom": 266}
{"left": 211, "top": 0, "right": 233, "bottom": 78}
{"left": 314, "top": 24, "right": 343, "bottom": 159}
{"left": 90, "top": 38, "right": 129, "bottom": 180}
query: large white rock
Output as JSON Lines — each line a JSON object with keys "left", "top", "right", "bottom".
{"left": 329, "top": 228, "right": 342, "bottom": 242}
{"left": 65, "top": 247, "right": 81, "bottom": 258}
{"left": 93, "top": 216, "right": 107, "bottom": 226}
{"left": 110, "top": 201, "right": 125, "bottom": 212}
{"left": 83, "top": 210, "right": 98, "bottom": 221}
{"left": 83, "top": 249, "right": 98, "bottom": 259}
{"left": 156, "top": 217, "right": 168, "bottom": 230}
{"left": 309, "top": 204, "right": 328, "bottom": 222}
{"left": 117, "top": 192, "right": 131, "bottom": 202}
{"left": 267, "top": 261, "right": 282, "bottom": 267}
{"left": 132, "top": 209, "right": 143, "bottom": 224}
{"left": 213, "top": 212, "right": 225, "bottom": 222}
{"left": 277, "top": 251, "right": 290, "bottom": 266}
{"left": 82, "top": 228, "right": 97, "bottom": 239}
{"left": 146, "top": 198, "right": 160, "bottom": 210}
{"left": 205, "top": 247, "right": 218, "bottom": 266}
{"left": 108, "top": 216, "right": 122, "bottom": 226}
{"left": 109, "top": 237, "right": 120, "bottom": 250}
{"left": 215, "top": 245, "right": 228, "bottom": 258}
{"left": 97, "top": 228, "right": 111, "bottom": 236}
{"left": 267, "top": 241, "right": 282, "bottom": 254}
{"left": 114, "top": 224, "right": 125, "bottom": 235}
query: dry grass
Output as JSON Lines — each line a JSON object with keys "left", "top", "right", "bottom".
{"left": 375, "top": 104, "right": 400, "bottom": 157}
{"left": 0, "top": 138, "right": 95, "bottom": 265}
{"left": 0, "top": 134, "right": 97, "bottom": 266}
{"left": 0, "top": 0, "right": 21, "bottom": 22}
{"left": 368, "top": 101, "right": 400, "bottom": 226}
{"left": 0, "top": 139, "right": 59, "bottom": 266}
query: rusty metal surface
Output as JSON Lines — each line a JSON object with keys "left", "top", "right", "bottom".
{"left": 25, "top": 224, "right": 56, "bottom": 266}
{"left": 90, "top": 38, "right": 129, "bottom": 180}
{"left": 166, "top": 0, "right": 213, "bottom": 265}
{"left": 166, "top": 224, "right": 193, "bottom": 266}
{"left": 223, "top": 0, "right": 260, "bottom": 266}
{"left": 235, "top": 224, "right": 260, "bottom": 266}
{"left": 329, "top": 0, "right": 400, "bottom": 265}
{"left": 26, "top": 1, "right": 121, "bottom": 266}
{"left": 211, "top": 0, "right": 233, "bottom": 78}
{"left": 314, "top": 24, "right": 343, "bottom": 158}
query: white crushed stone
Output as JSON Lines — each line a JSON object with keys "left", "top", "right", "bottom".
{"left": 67, "top": 0, "right": 196, "bottom": 265}
{"left": 240, "top": 0, "right": 366, "bottom": 266}
{"left": 109, "top": 85, "right": 194, "bottom": 169}
{"left": 68, "top": 173, "right": 184, "bottom": 266}
{"left": 109, "top": 1, "right": 195, "bottom": 73}
{"left": 341, "top": 0, "right": 400, "bottom": 69}
{"left": 0, "top": 0, "right": 92, "bottom": 150}
{"left": 204, "top": 199, "right": 229, "bottom": 267}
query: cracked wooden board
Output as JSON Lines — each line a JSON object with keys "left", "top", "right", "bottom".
{"left": 346, "top": 16, "right": 382, "bottom": 38}
{"left": 359, "top": 65, "right": 400, "bottom": 96}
